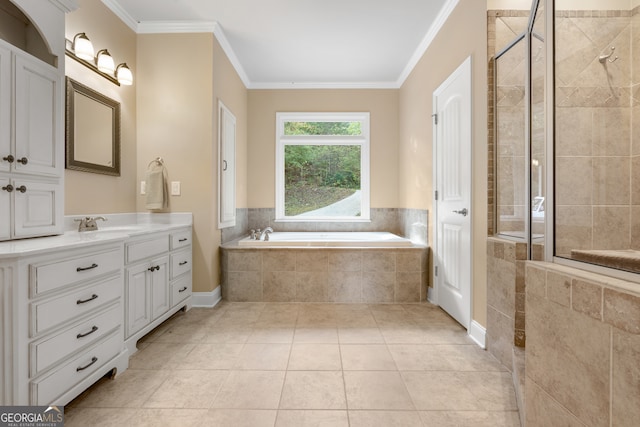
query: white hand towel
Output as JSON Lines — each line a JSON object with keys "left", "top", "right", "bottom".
{"left": 145, "top": 161, "right": 168, "bottom": 210}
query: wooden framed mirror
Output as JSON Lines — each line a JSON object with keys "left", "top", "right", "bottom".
{"left": 65, "top": 77, "right": 121, "bottom": 176}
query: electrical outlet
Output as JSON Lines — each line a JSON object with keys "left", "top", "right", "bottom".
{"left": 140, "top": 181, "right": 146, "bottom": 195}
{"left": 171, "top": 181, "right": 181, "bottom": 196}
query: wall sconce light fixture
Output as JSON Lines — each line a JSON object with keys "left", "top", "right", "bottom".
{"left": 65, "top": 33, "right": 133, "bottom": 86}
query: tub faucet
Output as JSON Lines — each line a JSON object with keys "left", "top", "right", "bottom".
{"left": 260, "top": 227, "right": 274, "bottom": 241}
{"left": 75, "top": 216, "right": 107, "bottom": 232}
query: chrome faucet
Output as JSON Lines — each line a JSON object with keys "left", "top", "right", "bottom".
{"left": 75, "top": 216, "right": 107, "bottom": 232}
{"left": 259, "top": 227, "right": 274, "bottom": 241}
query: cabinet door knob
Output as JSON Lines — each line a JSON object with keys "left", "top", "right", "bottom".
{"left": 148, "top": 265, "right": 160, "bottom": 272}
{"left": 2, "top": 155, "right": 14, "bottom": 163}
{"left": 15, "top": 185, "right": 26, "bottom": 193}
{"left": 16, "top": 157, "right": 28, "bottom": 165}
{"left": 2, "top": 185, "right": 13, "bottom": 193}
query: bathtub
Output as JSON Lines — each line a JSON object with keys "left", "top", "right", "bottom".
{"left": 237, "top": 231, "right": 414, "bottom": 247}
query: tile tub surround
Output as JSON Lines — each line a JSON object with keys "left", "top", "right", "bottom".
{"left": 64, "top": 302, "right": 521, "bottom": 427}
{"left": 486, "top": 237, "right": 528, "bottom": 371}
{"left": 220, "top": 245, "right": 429, "bottom": 303}
{"left": 525, "top": 262, "right": 640, "bottom": 427}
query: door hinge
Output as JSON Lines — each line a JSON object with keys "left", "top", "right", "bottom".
{"left": 432, "top": 113, "right": 438, "bottom": 125}
{"left": 435, "top": 190, "right": 438, "bottom": 201}
{"left": 435, "top": 265, "right": 438, "bottom": 276}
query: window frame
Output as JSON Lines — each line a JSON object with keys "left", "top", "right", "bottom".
{"left": 275, "top": 112, "right": 370, "bottom": 222}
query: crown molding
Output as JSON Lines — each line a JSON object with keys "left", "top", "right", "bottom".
{"left": 101, "top": 0, "right": 139, "bottom": 31}
{"left": 49, "top": 0, "right": 78, "bottom": 13}
{"left": 212, "top": 22, "right": 251, "bottom": 88}
{"left": 396, "top": 0, "right": 460, "bottom": 87}
{"left": 249, "top": 81, "right": 399, "bottom": 90}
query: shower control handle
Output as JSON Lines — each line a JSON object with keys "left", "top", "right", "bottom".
{"left": 453, "top": 208, "right": 468, "bottom": 217}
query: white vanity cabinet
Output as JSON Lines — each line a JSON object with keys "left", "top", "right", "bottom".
{"left": 1, "top": 241, "right": 129, "bottom": 406}
{"left": 0, "top": 38, "right": 64, "bottom": 241}
{"left": 124, "top": 227, "right": 192, "bottom": 354}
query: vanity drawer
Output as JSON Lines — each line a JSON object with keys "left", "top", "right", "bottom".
{"left": 171, "top": 276, "right": 191, "bottom": 307}
{"left": 126, "top": 235, "right": 169, "bottom": 264}
{"left": 171, "top": 230, "right": 191, "bottom": 250}
{"left": 31, "top": 303, "right": 121, "bottom": 376}
{"left": 30, "top": 331, "right": 122, "bottom": 405}
{"left": 32, "top": 248, "right": 121, "bottom": 296}
{"left": 32, "top": 275, "right": 121, "bottom": 336}
{"left": 170, "top": 248, "right": 191, "bottom": 279}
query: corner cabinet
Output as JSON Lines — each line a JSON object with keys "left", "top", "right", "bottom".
{"left": 124, "top": 227, "right": 192, "bottom": 354}
{"left": 0, "top": 39, "right": 63, "bottom": 241}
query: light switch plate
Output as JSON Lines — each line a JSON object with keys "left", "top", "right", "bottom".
{"left": 171, "top": 181, "right": 181, "bottom": 196}
{"left": 140, "top": 181, "right": 146, "bottom": 195}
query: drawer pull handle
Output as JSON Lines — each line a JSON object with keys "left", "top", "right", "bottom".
{"left": 179, "top": 286, "right": 188, "bottom": 293}
{"left": 77, "top": 263, "right": 98, "bottom": 272}
{"left": 148, "top": 265, "right": 160, "bottom": 272}
{"left": 77, "top": 294, "right": 98, "bottom": 304}
{"left": 179, "top": 261, "right": 188, "bottom": 266}
{"left": 77, "top": 326, "right": 99, "bottom": 339}
{"left": 76, "top": 356, "right": 98, "bottom": 372}
{"left": 178, "top": 238, "right": 188, "bottom": 242}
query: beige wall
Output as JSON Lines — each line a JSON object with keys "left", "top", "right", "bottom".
{"left": 136, "top": 33, "right": 247, "bottom": 294}
{"left": 246, "top": 90, "right": 399, "bottom": 209}
{"left": 65, "top": 0, "right": 137, "bottom": 214}
{"left": 399, "top": 0, "right": 488, "bottom": 326}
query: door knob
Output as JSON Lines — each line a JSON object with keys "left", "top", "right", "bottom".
{"left": 16, "top": 157, "right": 28, "bottom": 165}
{"left": 2, "top": 155, "right": 14, "bottom": 163}
{"left": 453, "top": 208, "right": 468, "bottom": 216}
{"left": 16, "top": 185, "right": 27, "bottom": 193}
{"left": 2, "top": 184, "right": 13, "bottom": 192}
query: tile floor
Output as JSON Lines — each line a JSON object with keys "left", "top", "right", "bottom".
{"left": 65, "top": 302, "right": 521, "bottom": 426}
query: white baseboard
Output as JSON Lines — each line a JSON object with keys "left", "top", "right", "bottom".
{"left": 192, "top": 286, "right": 221, "bottom": 308}
{"left": 468, "top": 320, "right": 486, "bottom": 349}
{"left": 427, "top": 286, "right": 437, "bottom": 304}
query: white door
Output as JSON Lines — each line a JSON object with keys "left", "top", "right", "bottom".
{"left": 150, "top": 256, "right": 170, "bottom": 320}
{"left": 126, "top": 264, "right": 151, "bottom": 338}
{"left": 433, "top": 56, "right": 472, "bottom": 329}
{"left": 218, "top": 100, "right": 236, "bottom": 228}
{"left": 14, "top": 52, "right": 61, "bottom": 177}
{"left": 12, "top": 178, "right": 62, "bottom": 239}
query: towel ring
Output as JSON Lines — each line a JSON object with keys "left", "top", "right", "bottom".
{"left": 147, "top": 157, "right": 164, "bottom": 167}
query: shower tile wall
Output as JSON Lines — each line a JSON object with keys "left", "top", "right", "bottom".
{"left": 555, "top": 8, "right": 639, "bottom": 256}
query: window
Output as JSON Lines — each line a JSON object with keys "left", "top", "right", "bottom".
{"left": 275, "top": 112, "right": 370, "bottom": 221}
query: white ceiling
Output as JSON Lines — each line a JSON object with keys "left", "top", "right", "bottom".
{"left": 102, "top": 0, "right": 458, "bottom": 89}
